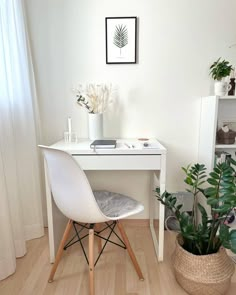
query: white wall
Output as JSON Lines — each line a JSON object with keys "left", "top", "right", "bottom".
{"left": 25, "top": 0, "right": 236, "bottom": 218}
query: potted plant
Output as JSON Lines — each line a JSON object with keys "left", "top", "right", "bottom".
{"left": 156, "top": 162, "right": 236, "bottom": 295}
{"left": 210, "top": 58, "right": 233, "bottom": 96}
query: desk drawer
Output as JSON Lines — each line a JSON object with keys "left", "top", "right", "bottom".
{"left": 73, "top": 155, "right": 161, "bottom": 170}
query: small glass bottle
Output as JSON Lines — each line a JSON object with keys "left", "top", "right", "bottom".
{"left": 228, "top": 69, "right": 235, "bottom": 96}
{"left": 228, "top": 78, "right": 235, "bottom": 95}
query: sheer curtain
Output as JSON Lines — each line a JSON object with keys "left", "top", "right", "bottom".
{"left": 0, "top": 0, "right": 44, "bottom": 280}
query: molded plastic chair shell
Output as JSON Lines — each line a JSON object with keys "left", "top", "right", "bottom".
{"left": 39, "top": 146, "right": 144, "bottom": 223}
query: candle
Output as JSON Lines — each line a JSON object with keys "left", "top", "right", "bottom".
{"left": 68, "top": 117, "right": 72, "bottom": 134}
{"left": 67, "top": 117, "right": 72, "bottom": 142}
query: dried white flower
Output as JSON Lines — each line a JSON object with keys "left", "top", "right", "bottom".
{"left": 72, "top": 83, "right": 113, "bottom": 113}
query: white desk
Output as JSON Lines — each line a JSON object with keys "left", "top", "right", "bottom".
{"left": 44, "top": 138, "right": 167, "bottom": 262}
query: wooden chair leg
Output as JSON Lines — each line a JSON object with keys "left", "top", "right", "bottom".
{"left": 48, "top": 219, "right": 73, "bottom": 283}
{"left": 95, "top": 223, "right": 102, "bottom": 253}
{"left": 89, "top": 228, "right": 95, "bottom": 295}
{"left": 117, "top": 220, "right": 144, "bottom": 281}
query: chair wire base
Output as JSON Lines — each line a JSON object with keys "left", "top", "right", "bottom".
{"left": 63, "top": 221, "right": 126, "bottom": 266}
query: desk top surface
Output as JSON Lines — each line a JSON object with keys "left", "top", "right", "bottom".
{"left": 51, "top": 138, "right": 167, "bottom": 155}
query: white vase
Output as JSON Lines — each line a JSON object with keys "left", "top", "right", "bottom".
{"left": 88, "top": 113, "right": 103, "bottom": 140}
{"left": 214, "top": 81, "right": 231, "bottom": 96}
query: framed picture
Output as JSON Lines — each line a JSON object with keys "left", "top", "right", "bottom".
{"left": 105, "top": 17, "right": 137, "bottom": 64}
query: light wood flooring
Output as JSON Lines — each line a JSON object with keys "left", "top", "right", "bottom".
{"left": 0, "top": 223, "right": 235, "bottom": 295}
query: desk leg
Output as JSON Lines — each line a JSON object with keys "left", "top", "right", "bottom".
{"left": 44, "top": 159, "right": 55, "bottom": 263}
{"left": 158, "top": 154, "right": 166, "bottom": 261}
{"left": 149, "top": 155, "right": 166, "bottom": 262}
{"left": 158, "top": 198, "right": 165, "bottom": 261}
{"left": 149, "top": 171, "right": 159, "bottom": 259}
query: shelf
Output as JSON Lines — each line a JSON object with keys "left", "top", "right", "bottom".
{"left": 215, "top": 144, "right": 236, "bottom": 149}
{"left": 199, "top": 96, "right": 236, "bottom": 171}
{"left": 219, "top": 96, "right": 236, "bottom": 100}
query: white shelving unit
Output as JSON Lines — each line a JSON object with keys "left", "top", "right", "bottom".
{"left": 215, "top": 144, "right": 236, "bottom": 149}
{"left": 198, "top": 95, "right": 236, "bottom": 172}
{"left": 198, "top": 95, "right": 236, "bottom": 240}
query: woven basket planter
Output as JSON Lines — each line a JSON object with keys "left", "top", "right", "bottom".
{"left": 173, "top": 235, "right": 235, "bottom": 295}
{"left": 216, "top": 128, "right": 236, "bottom": 144}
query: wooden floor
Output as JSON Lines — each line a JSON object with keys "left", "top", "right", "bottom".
{"left": 0, "top": 224, "right": 235, "bottom": 295}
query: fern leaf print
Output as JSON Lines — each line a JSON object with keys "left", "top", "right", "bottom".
{"left": 113, "top": 24, "right": 128, "bottom": 56}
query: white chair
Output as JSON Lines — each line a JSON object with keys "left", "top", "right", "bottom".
{"left": 39, "top": 146, "right": 144, "bottom": 295}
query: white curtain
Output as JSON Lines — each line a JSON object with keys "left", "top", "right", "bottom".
{"left": 0, "top": 0, "right": 44, "bottom": 280}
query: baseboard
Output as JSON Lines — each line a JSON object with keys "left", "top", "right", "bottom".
{"left": 122, "top": 219, "right": 159, "bottom": 228}
{"left": 24, "top": 223, "right": 45, "bottom": 241}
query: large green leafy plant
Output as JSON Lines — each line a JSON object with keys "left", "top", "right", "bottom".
{"left": 156, "top": 162, "right": 236, "bottom": 255}
{"left": 210, "top": 58, "right": 233, "bottom": 81}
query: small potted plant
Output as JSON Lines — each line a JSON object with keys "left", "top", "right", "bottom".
{"left": 210, "top": 58, "right": 233, "bottom": 96}
{"left": 156, "top": 162, "right": 236, "bottom": 295}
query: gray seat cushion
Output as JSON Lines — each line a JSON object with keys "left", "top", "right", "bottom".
{"left": 93, "top": 190, "right": 144, "bottom": 219}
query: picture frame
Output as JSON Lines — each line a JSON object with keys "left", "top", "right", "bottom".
{"left": 105, "top": 17, "right": 137, "bottom": 64}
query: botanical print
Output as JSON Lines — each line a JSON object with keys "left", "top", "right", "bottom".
{"left": 106, "top": 17, "right": 137, "bottom": 64}
{"left": 113, "top": 24, "right": 128, "bottom": 56}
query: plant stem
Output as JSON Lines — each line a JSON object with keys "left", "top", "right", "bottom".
{"left": 192, "top": 175, "right": 200, "bottom": 231}
{"left": 206, "top": 169, "right": 222, "bottom": 254}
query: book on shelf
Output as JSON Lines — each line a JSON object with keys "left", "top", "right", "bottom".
{"left": 90, "top": 139, "right": 117, "bottom": 149}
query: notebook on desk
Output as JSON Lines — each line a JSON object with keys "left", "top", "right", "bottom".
{"left": 90, "top": 139, "right": 117, "bottom": 149}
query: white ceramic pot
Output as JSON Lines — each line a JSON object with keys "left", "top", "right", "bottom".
{"left": 214, "top": 81, "right": 231, "bottom": 96}
{"left": 88, "top": 113, "right": 103, "bottom": 140}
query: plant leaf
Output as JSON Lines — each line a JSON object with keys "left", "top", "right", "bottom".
{"left": 113, "top": 24, "right": 128, "bottom": 50}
